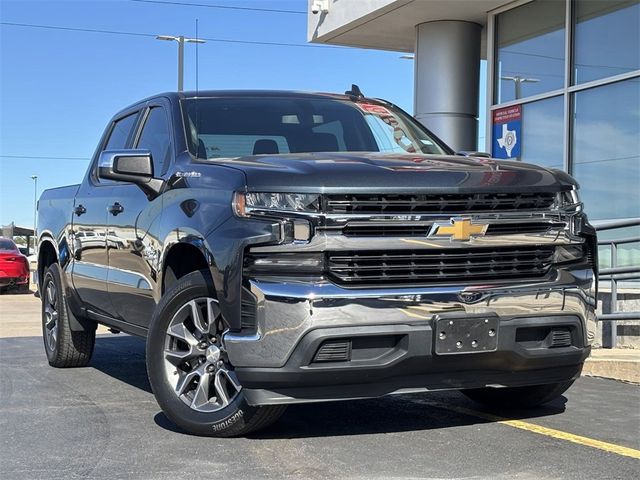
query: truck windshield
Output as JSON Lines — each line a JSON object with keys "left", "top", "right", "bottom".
{"left": 181, "top": 97, "right": 449, "bottom": 159}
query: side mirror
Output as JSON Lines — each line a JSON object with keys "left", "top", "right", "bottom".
{"left": 98, "top": 150, "right": 164, "bottom": 198}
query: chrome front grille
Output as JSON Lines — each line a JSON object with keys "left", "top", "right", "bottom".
{"left": 324, "top": 192, "right": 557, "bottom": 214}
{"left": 326, "top": 246, "right": 556, "bottom": 287}
{"left": 340, "top": 222, "right": 565, "bottom": 237}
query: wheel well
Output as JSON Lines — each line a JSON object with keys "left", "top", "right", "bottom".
{"left": 162, "top": 243, "right": 210, "bottom": 294}
{"left": 38, "top": 241, "right": 57, "bottom": 289}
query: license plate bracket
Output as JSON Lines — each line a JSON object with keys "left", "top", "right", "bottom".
{"left": 434, "top": 316, "right": 499, "bottom": 355}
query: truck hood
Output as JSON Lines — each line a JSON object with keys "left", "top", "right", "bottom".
{"left": 207, "top": 152, "right": 575, "bottom": 193}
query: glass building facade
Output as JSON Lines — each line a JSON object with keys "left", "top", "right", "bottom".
{"left": 490, "top": 0, "right": 639, "bottom": 221}
{"left": 489, "top": 0, "right": 639, "bottom": 269}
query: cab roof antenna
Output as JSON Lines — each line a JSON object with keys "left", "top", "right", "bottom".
{"left": 345, "top": 84, "right": 364, "bottom": 99}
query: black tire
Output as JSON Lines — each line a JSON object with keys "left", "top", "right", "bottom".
{"left": 461, "top": 380, "right": 575, "bottom": 409}
{"left": 41, "top": 263, "right": 96, "bottom": 367}
{"left": 146, "top": 269, "right": 286, "bottom": 437}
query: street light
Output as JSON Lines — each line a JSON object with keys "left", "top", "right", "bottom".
{"left": 30, "top": 175, "right": 37, "bottom": 255}
{"left": 500, "top": 76, "right": 539, "bottom": 100}
{"left": 155, "top": 35, "right": 206, "bottom": 91}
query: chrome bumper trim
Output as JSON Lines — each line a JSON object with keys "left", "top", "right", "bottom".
{"left": 223, "top": 268, "right": 597, "bottom": 368}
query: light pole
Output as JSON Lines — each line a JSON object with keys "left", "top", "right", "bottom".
{"left": 500, "top": 76, "right": 540, "bottom": 100}
{"left": 31, "top": 175, "right": 37, "bottom": 255}
{"left": 156, "top": 35, "right": 206, "bottom": 91}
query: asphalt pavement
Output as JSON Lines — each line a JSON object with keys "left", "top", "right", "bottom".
{"left": 1, "top": 293, "right": 639, "bottom": 479}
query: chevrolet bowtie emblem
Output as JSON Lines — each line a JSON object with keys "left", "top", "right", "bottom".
{"left": 429, "top": 218, "right": 488, "bottom": 241}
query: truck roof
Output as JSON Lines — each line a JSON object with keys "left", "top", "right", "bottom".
{"left": 115, "top": 90, "right": 389, "bottom": 117}
{"left": 175, "top": 90, "right": 373, "bottom": 100}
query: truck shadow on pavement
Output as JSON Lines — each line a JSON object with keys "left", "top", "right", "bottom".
{"left": 91, "top": 334, "right": 152, "bottom": 393}
{"left": 154, "top": 395, "right": 567, "bottom": 439}
{"left": 90, "top": 335, "right": 568, "bottom": 439}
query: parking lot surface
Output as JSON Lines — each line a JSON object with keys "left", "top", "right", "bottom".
{"left": 1, "top": 294, "right": 638, "bottom": 479}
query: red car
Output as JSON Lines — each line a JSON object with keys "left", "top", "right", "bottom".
{"left": 0, "top": 237, "right": 30, "bottom": 293}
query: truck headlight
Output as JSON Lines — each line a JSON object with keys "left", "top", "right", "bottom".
{"left": 552, "top": 188, "right": 581, "bottom": 211}
{"left": 233, "top": 192, "right": 320, "bottom": 217}
{"left": 553, "top": 245, "right": 585, "bottom": 265}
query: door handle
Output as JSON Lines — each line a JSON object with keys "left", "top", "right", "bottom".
{"left": 74, "top": 204, "right": 86, "bottom": 216}
{"left": 108, "top": 202, "right": 124, "bottom": 216}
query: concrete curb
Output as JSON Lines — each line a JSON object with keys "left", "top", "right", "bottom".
{"left": 582, "top": 349, "right": 640, "bottom": 384}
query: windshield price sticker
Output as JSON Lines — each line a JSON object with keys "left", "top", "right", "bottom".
{"left": 356, "top": 103, "right": 392, "bottom": 117}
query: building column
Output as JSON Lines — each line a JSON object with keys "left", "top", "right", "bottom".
{"left": 414, "top": 21, "right": 481, "bottom": 152}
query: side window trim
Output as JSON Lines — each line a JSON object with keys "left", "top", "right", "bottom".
{"left": 131, "top": 107, "right": 151, "bottom": 149}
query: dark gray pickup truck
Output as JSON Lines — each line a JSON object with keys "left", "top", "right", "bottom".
{"left": 36, "top": 89, "right": 598, "bottom": 436}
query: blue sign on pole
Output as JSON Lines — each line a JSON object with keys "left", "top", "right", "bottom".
{"left": 492, "top": 104, "right": 521, "bottom": 160}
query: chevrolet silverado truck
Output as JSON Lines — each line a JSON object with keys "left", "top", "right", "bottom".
{"left": 36, "top": 89, "right": 598, "bottom": 436}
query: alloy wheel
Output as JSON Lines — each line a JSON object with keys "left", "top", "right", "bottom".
{"left": 163, "top": 297, "right": 241, "bottom": 413}
{"left": 44, "top": 279, "right": 59, "bottom": 352}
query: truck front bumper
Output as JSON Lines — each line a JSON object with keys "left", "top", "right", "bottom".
{"left": 223, "top": 267, "right": 596, "bottom": 406}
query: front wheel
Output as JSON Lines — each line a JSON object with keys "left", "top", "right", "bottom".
{"left": 146, "top": 270, "right": 286, "bottom": 437}
{"left": 461, "top": 380, "right": 575, "bottom": 409}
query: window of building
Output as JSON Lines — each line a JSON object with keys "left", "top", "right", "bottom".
{"left": 136, "top": 107, "right": 172, "bottom": 175}
{"left": 572, "top": 78, "right": 640, "bottom": 220}
{"left": 494, "top": 0, "right": 566, "bottom": 104}
{"left": 520, "top": 95, "right": 564, "bottom": 169}
{"left": 104, "top": 113, "right": 138, "bottom": 150}
{"left": 574, "top": 0, "right": 640, "bottom": 85}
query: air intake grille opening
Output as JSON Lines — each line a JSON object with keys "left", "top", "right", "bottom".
{"left": 240, "top": 287, "right": 257, "bottom": 330}
{"left": 313, "top": 340, "right": 352, "bottom": 362}
{"left": 324, "top": 192, "right": 557, "bottom": 214}
{"left": 550, "top": 329, "right": 572, "bottom": 348}
{"left": 327, "top": 246, "right": 555, "bottom": 287}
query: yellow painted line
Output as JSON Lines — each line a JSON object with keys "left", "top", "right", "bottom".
{"left": 407, "top": 305, "right": 459, "bottom": 313}
{"left": 407, "top": 305, "right": 433, "bottom": 312}
{"left": 396, "top": 308, "right": 430, "bottom": 320}
{"left": 425, "top": 401, "right": 640, "bottom": 460}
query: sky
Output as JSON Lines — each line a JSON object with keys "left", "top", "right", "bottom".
{"left": 0, "top": 0, "right": 486, "bottom": 228}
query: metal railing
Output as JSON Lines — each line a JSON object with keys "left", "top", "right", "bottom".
{"left": 593, "top": 218, "right": 640, "bottom": 348}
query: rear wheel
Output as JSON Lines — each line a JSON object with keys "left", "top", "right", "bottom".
{"left": 146, "top": 270, "right": 286, "bottom": 437}
{"left": 461, "top": 380, "right": 575, "bottom": 409}
{"left": 41, "top": 263, "right": 96, "bottom": 367}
